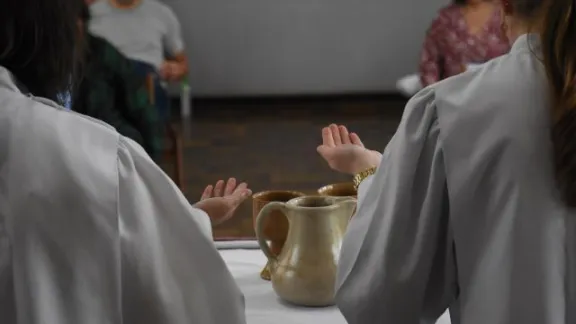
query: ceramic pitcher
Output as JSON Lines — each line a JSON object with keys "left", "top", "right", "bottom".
{"left": 255, "top": 195, "right": 357, "bottom": 307}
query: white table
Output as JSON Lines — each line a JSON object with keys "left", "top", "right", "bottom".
{"left": 219, "top": 248, "right": 452, "bottom": 324}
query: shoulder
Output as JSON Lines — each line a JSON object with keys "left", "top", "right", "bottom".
{"left": 428, "top": 4, "right": 459, "bottom": 29}
{"left": 434, "top": 47, "right": 542, "bottom": 108}
{"left": 89, "top": 33, "right": 134, "bottom": 75}
{"left": 1, "top": 90, "right": 121, "bottom": 196}
{"left": 90, "top": 34, "right": 127, "bottom": 63}
{"left": 430, "top": 43, "right": 546, "bottom": 141}
{"left": 14, "top": 93, "right": 119, "bottom": 154}
{"left": 398, "top": 86, "right": 439, "bottom": 135}
{"left": 89, "top": 34, "right": 113, "bottom": 52}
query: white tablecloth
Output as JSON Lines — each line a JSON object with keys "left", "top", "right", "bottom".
{"left": 219, "top": 248, "right": 452, "bottom": 324}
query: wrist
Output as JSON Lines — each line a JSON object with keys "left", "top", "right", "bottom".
{"left": 368, "top": 150, "right": 383, "bottom": 166}
{"left": 351, "top": 150, "right": 381, "bottom": 175}
{"left": 192, "top": 200, "right": 227, "bottom": 226}
{"left": 353, "top": 166, "right": 377, "bottom": 191}
{"left": 192, "top": 201, "right": 206, "bottom": 213}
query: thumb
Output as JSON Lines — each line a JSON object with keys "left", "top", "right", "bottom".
{"left": 317, "top": 145, "right": 331, "bottom": 159}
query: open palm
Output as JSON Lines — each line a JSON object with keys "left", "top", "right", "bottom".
{"left": 317, "top": 124, "right": 382, "bottom": 175}
{"left": 193, "top": 178, "right": 252, "bottom": 226}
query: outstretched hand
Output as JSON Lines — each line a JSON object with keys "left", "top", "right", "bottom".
{"left": 317, "top": 124, "right": 382, "bottom": 175}
{"left": 193, "top": 178, "right": 252, "bottom": 226}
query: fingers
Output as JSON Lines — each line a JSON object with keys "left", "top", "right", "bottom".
{"left": 323, "top": 124, "right": 360, "bottom": 146}
{"left": 232, "top": 182, "right": 251, "bottom": 200}
{"left": 224, "top": 178, "right": 237, "bottom": 196}
{"left": 350, "top": 132, "right": 365, "bottom": 147}
{"left": 209, "top": 178, "right": 251, "bottom": 199}
{"left": 200, "top": 185, "right": 213, "bottom": 200}
{"left": 339, "top": 125, "right": 351, "bottom": 144}
{"left": 330, "top": 124, "right": 342, "bottom": 145}
{"left": 233, "top": 182, "right": 248, "bottom": 194}
{"left": 322, "top": 127, "right": 335, "bottom": 147}
{"left": 230, "top": 183, "right": 252, "bottom": 205}
{"left": 237, "top": 188, "right": 252, "bottom": 199}
{"left": 213, "top": 180, "right": 225, "bottom": 197}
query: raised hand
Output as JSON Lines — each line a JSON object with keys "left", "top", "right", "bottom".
{"left": 193, "top": 178, "right": 252, "bottom": 226}
{"left": 317, "top": 124, "right": 382, "bottom": 175}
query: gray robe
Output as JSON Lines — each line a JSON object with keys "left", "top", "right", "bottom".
{"left": 0, "top": 66, "right": 246, "bottom": 324}
{"left": 336, "top": 34, "right": 576, "bottom": 324}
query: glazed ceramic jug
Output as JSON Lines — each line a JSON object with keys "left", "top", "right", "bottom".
{"left": 255, "top": 196, "right": 357, "bottom": 307}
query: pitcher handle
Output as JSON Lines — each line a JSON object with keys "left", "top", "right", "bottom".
{"left": 255, "top": 202, "right": 288, "bottom": 263}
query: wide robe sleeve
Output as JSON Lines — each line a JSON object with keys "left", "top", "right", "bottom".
{"left": 335, "top": 88, "right": 458, "bottom": 324}
{"left": 116, "top": 137, "right": 246, "bottom": 324}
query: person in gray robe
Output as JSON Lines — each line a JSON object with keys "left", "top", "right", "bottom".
{"left": 0, "top": 0, "right": 249, "bottom": 323}
{"left": 317, "top": 0, "right": 576, "bottom": 323}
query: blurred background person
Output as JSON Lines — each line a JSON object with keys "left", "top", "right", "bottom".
{"left": 73, "top": 2, "right": 162, "bottom": 160}
{"left": 89, "top": 0, "right": 189, "bottom": 121}
{"left": 419, "top": 0, "right": 510, "bottom": 87}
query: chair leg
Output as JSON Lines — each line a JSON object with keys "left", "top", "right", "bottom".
{"left": 174, "top": 131, "right": 185, "bottom": 192}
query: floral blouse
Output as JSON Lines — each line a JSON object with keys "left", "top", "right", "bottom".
{"left": 419, "top": 4, "right": 510, "bottom": 86}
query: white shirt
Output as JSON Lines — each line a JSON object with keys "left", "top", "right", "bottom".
{"left": 336, "top": 34, "right": 576, "bottom": 323}
{"left": 89, "top": 0, "right": 184, "bottom": 69}
{"left": 0, "top": 66, "right": 246, "bottom": 324}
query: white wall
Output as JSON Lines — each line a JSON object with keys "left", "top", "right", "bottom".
{"left": 163, "top": 0, "right": 449, "bottom": 96}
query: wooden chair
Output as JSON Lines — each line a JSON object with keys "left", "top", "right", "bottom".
{"left": 146, "top": 74, "right": 185, "bottom": 192}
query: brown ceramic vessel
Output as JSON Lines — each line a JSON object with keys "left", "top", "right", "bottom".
{"left": 317, "top": 182, "right": 357, "bottom": 197}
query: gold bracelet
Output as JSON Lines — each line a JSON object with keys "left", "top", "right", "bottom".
{"left": 353, "top": 167, "right": 377, "bottom": 191}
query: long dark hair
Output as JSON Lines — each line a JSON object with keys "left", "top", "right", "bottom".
{"left": 512, "top": 0, "right": 576, "bottom": 206}
{"left": 0, "top": 0, "right": 85, "bottom": 103}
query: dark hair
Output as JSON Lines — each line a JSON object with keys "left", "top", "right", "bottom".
{"left": 80, "top": 2, "right": 92, "bottom": 23}
{"left": 512, "top": 0, "right": 576, "bottom": 206}
{"left": 0, "top": 0, "right": 85, "bottom": 103}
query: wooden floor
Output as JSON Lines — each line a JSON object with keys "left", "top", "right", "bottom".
{"left": 163, "top": 95, "right": 407, "bottom": 239}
